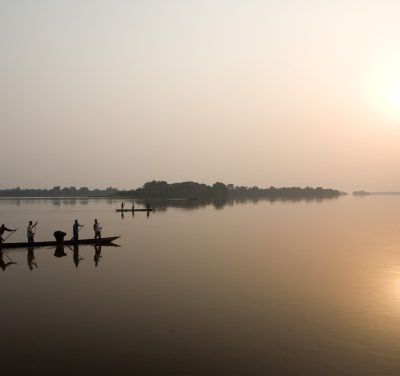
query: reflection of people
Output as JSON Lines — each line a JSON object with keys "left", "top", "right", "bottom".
{"left": 73, "top": 220, "right": 84, "bottom": 241}
{"left": 27, "top": 221, "right": 37, "bottom": 244}
{"left": 73, "top": 244, "right": 83, "bottom": 268}
{"left": 54, "top": 245, "right": 67, "bottom": 258}
{"left": 94, "top": 245, "right": 102, "bottom": 267}
{"left": 27, "top": 247, "right": 38, "bottom": 270}
{"left": 0, "top": 249, "right": 17, "bottom": 271}
{"left": 94, "top": 219, "right": 102, "bottom": 240}
{"left": 0, "top": 224, "right": 16, "bottom": 244}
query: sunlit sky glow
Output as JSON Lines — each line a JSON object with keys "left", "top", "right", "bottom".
{"left": 0, "top": 0, "right": 399, "bottom": 191}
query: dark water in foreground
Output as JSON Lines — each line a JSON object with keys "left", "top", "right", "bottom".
{"left": 1, "top": 196, "right": 400, "bottom": 375}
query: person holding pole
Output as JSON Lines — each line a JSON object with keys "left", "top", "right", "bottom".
{"left": 27, "top": 221, "right": 38, "bottom": 244}
{"left": 0, "top": 224, "right": 16, "bottom": 244}
{"left": 93, "top": 219, "right": 102, "bottom": 241}
{"left": 73, "top": 219, "right": 84, "bottom": 241}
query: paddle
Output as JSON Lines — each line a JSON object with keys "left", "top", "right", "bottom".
{"left": 5, "top": 254, "right": 17, "bottom": 265}
{"left": 66, "top": 246, "right": 83, "bottom": 263}
{"left": 33, "top": 222, "right": 38, "bottom": 237}
{"left": 3, "top": 228, "right": 18, "bottom": 242}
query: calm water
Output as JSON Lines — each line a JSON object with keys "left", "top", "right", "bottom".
{"left": 1, "top": 196, "right": 400, "bottom": 375}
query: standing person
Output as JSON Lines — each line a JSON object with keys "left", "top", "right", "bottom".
{"left": 132, "top": 202, "right": 135, "bottom": 211}
{"left": 73, "top": 219, "right": 84, "bottom": 241}
{"left": 121, "top": 202, "right": 124, "bottom": 211}
{"left": 0, "top": 224, "right": 16, "bottom": 244}
{"left": 27, "top": 221, "right": 37, "bottom": 244}
{"left": 93, "top": 219, "right": 102, "bottom": 240}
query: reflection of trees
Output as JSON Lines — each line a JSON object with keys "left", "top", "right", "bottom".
{"left": 135, "top": 193, "right": 342, "bottom": 212}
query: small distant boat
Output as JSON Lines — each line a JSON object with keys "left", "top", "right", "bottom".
{"left": 0, "top": 236, "right": 121, "bottom": 249}
{"left": 116, "top": 208, "right": 154, "bottom": 212}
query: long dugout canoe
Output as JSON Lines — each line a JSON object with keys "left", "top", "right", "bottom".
{"left": 116, "top": 208, "right": 154, "bottom": 212}
{"left": 0, "top": 236, "right": 121, "bottom": 249}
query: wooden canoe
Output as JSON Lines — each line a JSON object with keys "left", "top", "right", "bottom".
{"left": 0, "top": 236, "right": 121, "bottom": 249}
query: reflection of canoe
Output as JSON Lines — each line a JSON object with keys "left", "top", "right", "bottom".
{"left": 0, "top": 236, "right": 121, "bottom": 249}
{"left": 116, "top": 209, "right": 154, "bottom": 212}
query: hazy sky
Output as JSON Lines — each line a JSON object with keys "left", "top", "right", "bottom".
{"left": 1, "top": 0, "right": 400, "bottom": 191}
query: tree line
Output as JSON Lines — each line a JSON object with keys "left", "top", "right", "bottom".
{"left": 127, "top": 181, "right": 344, "bottom": 200}
{"left": 0, "top": 181, "right": 345, "bottom": 200}
{"left": 0, "top": 186, "right": 119, "bottom": 197}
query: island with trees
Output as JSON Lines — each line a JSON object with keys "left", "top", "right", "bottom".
{"left": 0, "top": 181, "right": 345, "bottom": 201}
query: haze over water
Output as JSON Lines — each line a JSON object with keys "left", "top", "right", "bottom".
{"left": 1, "top": 1, "right": 400, "bottom": 191}
{"left": 2, "top": 196, "right": 400, "bottom": 375}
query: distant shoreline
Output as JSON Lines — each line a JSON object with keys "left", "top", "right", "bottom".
{"left": 0, "top": 181, "right": 346, "bottom": 200}
{"left": 353, "top": 191, "right": 400, "bottom": 196}
{"left": 0, "top": 196, "right": 187, "bottom": 200}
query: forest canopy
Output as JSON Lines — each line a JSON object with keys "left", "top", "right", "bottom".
{"left": 0, "top": 181, "right": 345, "bottom": 200}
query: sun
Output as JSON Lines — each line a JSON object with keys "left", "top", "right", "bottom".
{"left": 390, "top": 86, "right": 400, "bottom": 108}
{"left": 368, "top": 61, "right": 400, "bottom": 122}
{"left": 383, "top": 78, "right": 400, "bottom": 113}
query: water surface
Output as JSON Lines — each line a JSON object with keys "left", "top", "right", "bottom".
{"left": 1, "top": 196, "right": 400, "bottom": 375}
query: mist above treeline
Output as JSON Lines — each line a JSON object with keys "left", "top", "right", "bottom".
{"left": 0, "top": 181, "right": 345, "bottom": 200}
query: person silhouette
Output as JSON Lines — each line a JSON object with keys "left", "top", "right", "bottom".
{"left": 0, "top": 224, "right": 16, "bottom": 244}
{"left": 73, "top": 220, "right": 84, "bottom": 242}
{"left": 27, "top": 221, "right": 38, "bottom": 244}
{"left": 54, "top": 230, "right": 67, "bottom": 244}
{"left": 94, "top": 219, "right": 102, "bottom": 240}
